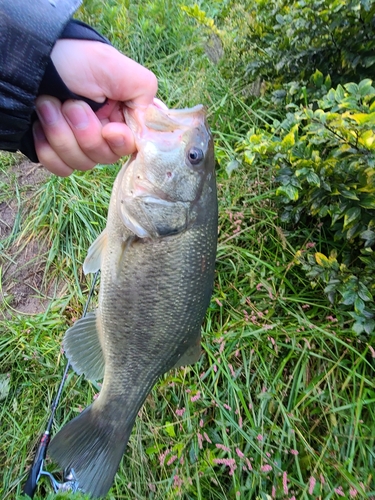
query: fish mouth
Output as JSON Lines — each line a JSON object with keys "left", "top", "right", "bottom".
{"left": 124, "top": 102, "right": 206, "bottom": 138}
{"left": 127, "top": 99, "right": 205, "bottom": 127}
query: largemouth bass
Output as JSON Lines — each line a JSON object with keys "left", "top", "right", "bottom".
{"left": 49, "top": 103, "right": 217, "bottom": 498}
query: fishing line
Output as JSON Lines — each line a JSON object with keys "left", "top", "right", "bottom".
{"left": 22, "top": 270, "right": 100, "bottom": 498}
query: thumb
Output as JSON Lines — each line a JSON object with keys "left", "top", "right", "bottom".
{"left": 95, "top": 45, "right": 158, "bottom": 105}
{"left": 51, "top": 40, "right": 158, "bottom": 107}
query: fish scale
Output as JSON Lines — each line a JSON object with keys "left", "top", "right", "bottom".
{"left": 49, "top": 103, "right": 217, "bottom": 498}
{"left": 101, "top": 208, "right": 216, "bottom": 374}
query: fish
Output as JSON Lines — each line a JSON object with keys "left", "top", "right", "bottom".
{"left": 48, "top": 102, "right": 218, "bottom": 498}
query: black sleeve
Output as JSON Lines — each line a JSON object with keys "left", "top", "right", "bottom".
{"left": 21, "top": 20, "right": 112, "bottom": 162}
{"left": 0, "top": 0, "right": 109, "bottom": 162}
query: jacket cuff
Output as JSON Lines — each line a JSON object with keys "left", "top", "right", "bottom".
{"left": 0, "top": 0, "right": 81, "bottom": 156}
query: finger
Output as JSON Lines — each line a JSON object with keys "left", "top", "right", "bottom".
{"left": 33, "top": 121, "right": 74, "bottom": 177}
{"left": 36, "top": 96, "right": 96, "bottom": 171}
{"left": 107, "top": 102, "right": 126, "bottom": 123}
{"left": 102, "top": 122, "right": 136, "bottom": 157}
{"left": 95, "top": 99, "right": 122, "bottom": 121}
{"left": 62, "top": 100, "right": 121, "bottom": 163}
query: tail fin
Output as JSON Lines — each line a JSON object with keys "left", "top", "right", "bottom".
{"left": 49, "top": 402, "right": 134, "bottom": 498}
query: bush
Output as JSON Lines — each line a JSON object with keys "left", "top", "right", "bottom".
{"left": 216, "top": 0, "right": 375, "bottom": 87}
{"left": 242, "top": 79, "right": 375, "bottom": 334}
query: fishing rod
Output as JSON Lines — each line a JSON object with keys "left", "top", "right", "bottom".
{"left": 22, "top": 271, "right": 100, "bottom": 498}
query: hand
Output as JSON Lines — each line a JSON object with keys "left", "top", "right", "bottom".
{"left": 33, "top": 40, "right": 158, "bottom": 176}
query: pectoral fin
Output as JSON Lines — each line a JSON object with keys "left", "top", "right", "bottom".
{"left": 64, "top": 311, "right": 105, "bottom": 381}
{"left": 83, "top": 229, "right": 108, "bottom": 275}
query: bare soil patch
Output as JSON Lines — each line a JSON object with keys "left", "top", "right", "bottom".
{"left": 0, "top": 160, "right": 53, "bottom": 316}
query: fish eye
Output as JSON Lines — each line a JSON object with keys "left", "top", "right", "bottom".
{"left": 187, "top": 147, "right": 204, "bottom": 166}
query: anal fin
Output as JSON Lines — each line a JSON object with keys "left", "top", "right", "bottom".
{"left": 173, "top": 334, "right": 202, "bottom": 369}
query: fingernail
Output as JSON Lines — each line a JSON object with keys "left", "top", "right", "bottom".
{"left": 64, "top": 102, "right": 89, "bottom": 130}
{"left": 33, "top": 121, "right": 46, "bottom": 142}
{"left": 37, "top": 100, "right": 60, "bottom": 126}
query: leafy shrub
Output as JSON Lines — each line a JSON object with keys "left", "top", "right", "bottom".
{"left": 215, "top": 0, "right": 375, "bottom": 87}
{"left": 242, "top": 79, "right": 375, "bottom": 334}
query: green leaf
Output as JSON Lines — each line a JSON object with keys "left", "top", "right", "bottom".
{"left": 314, "top": 252, "right": 337, "bottom": 268}
{"left": 341, "top": 289, "right": 356, "bottom": 305}
{"left": 311, "top": 69, "right": 324, "bottom": 88}
{"left": 244, "top": 150, "right": 256, "bottom": 164}
{"left": 340, "top": 190, "right": 360, "bottom": 201}
{"left": 354, "top": 296, "right": 365, "bottom": 313}
{"left": 358, "top": 283, "right": 373, "bottom": 302}
{"left": 165, "top": 421, "right": 176, "bottom": 437}
{"left": 146, "top": 445, "right": 161, "bottom": 456}
{"left": 359, "top": 194, "right": 375, "bottom": 209}
{"left": 319, "top": 205, "right": 329, "bottom": 217}
{"left": 358, "top": 79, "right": 375, "bottom": 97}
{"left": 324, "top": 74, "right": 332, "bottom": 89}
{"left": 276, "top": 184, "right": 299, "bottom": 201}
{"left": 358, "top": 79, "right": 373, "bottom": 89}
{"left": 364, "top": 319, "right": 375, "bottom": 335}
{"left": 343, "top": 207, "right": 361, "bottom": 228}
{"left": 335, "top": 84, "right": 345, "bottom": 102}
{"left": 344, "top": 82, "right": 358, "bottom": 95}
{"left": 314, "top": 108, "right": 327, "bottom": 123}
{"left": 360, "top": 229, "right": 375, "bottom": 246}
{"left": 358, "top": 130, "right": 375, "bottom": 149}
{"left": 281, "top": 130, "right": 296, "bottom": 148}
{"left": 306, "top": 171, "right": 321, "bottom": 186}
{"left": 363, "top": 56, "right": 375, "bottom": 69}
{"left": 352, "top": 321, "right": 364, "bottom": 335}
{"left": 346, "top": 223, "right": 360, "bottom": 240}
{"left": 350, "top": 112, "right": 375, "bottom": 125}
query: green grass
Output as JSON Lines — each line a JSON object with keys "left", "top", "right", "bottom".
{"left": 1, "top": 1, "right": 375, "bottom": 499}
